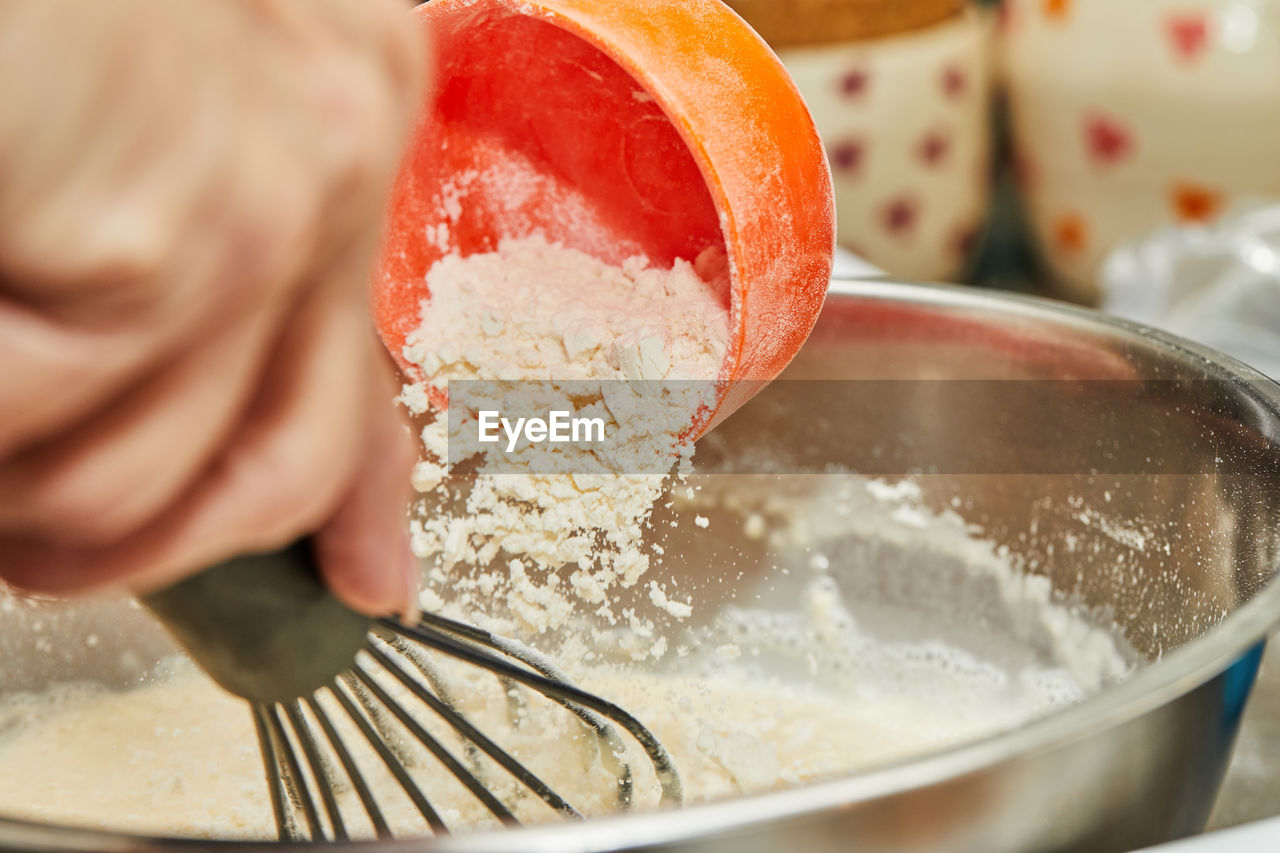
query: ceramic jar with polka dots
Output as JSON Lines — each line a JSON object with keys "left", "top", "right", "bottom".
{"left": 779, "top": 10, "right": 994, "bottom": 281}
{"left": 1001, "top": 0, "right": 1280, "bottom": 304}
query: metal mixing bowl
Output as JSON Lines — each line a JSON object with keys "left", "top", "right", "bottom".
{"left": 3, "top": 279, "right": 1280, "bottom": 852}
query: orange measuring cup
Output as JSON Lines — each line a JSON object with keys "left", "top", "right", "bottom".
{"left": 372, "top": 0, "right": 835, "bottom": 437}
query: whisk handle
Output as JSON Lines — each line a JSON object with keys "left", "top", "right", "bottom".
{"left": 142, "top": 541, "right": 372, "bottom": 704}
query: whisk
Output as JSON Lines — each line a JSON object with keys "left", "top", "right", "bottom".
{"left": 141, "top": 542, "right": 681, "bottom": 841}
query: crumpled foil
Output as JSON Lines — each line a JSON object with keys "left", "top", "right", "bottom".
{"left": 1101, "top": 205, "right": 1280, "bottom": 379}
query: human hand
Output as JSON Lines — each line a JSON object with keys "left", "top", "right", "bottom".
{"left": 0, "top": 0, "right": 427, "bottom": 615}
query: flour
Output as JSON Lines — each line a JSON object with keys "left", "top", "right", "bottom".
{"left": 675, "top": 474, "right": 1136, "bottom": 693}
{"left": 400, "top": 236, "right": 729, "bottom": 635}
{"left": 401, "top": 236, "right": 727, "bottom": 385}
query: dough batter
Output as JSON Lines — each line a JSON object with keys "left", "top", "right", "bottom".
{"left": 0, "top": 590, "right": 1120, "bottom": 840}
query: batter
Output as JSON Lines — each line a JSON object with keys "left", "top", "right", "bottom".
{"left": 0, "top": 569, "right": 1127, "bottom": 840}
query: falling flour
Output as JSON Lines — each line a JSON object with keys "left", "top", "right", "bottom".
{"left": 399, "top": 236, "right": 729, "bottom": 635}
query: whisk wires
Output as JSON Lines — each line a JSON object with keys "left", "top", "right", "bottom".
{"left": 251, "top": 614, "right": 682, "bottom": 841}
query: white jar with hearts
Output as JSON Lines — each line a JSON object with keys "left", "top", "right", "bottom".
{"left": 780, "top": 9, "right": 994, "bottom": 282}
{"left": 1001, "top": 0, "right": 1280, "bottom": 304}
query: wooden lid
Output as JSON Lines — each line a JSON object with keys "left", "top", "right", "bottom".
{"left": 725, "top": 0, "right": 965, "bottom": 47}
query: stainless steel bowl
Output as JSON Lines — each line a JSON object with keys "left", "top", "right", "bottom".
{"left": 4, "top": 279, "right": 1280, "bottom": 852}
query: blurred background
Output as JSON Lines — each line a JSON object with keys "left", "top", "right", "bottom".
{"left": 725, "top": 0, "right": 1280, "bottom": 378}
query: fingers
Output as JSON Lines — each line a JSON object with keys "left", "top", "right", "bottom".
{"left": 0, "top": 68, "right": 321, "bottom": 459}
{"left": 299, "top": 0, "right": 430, "bottom": 112}
{"left": 311, "top": 209, "right": 419, "bottom": 618}
{"left": 0, "top": 0, "right": 427, "bottom": 607}
{"left": 0, "top": 271, "right": 374, "bottom": 597}
{"left": 0, "top": 295, "right": 282, "bottom": 543}
{"left": 0, "top": 0, "right": 416, "bottom": 458}
{"left": 313, "top": 353, "right": 419, "bottom": 617}
{"left": 0, "top": 127, "right": 322, "bottom": 538}
{"left": 0, "top": 302, "right": 161, "bottom": 458}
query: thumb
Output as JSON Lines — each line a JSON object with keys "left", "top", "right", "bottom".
{"left": 313, "top": 354, "right": 419, "bottom": 618}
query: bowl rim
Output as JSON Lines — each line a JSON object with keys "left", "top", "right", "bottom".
{"left": 3, "top": 278, "right": 1279, "bottom": 852}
